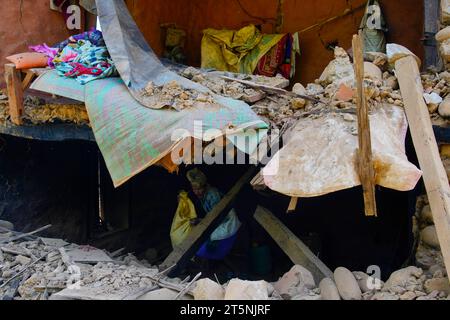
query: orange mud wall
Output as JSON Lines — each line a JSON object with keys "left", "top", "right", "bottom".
{"left": 127, "top": 0, "right": 424, "bottom": 85}
{"left": 0, "top": 0, "right": 92, "bottom": 87}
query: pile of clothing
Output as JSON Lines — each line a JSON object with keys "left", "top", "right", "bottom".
{"left": 30, "top": 30, "right": 117, "bottom": 85}
{"left": 201, "top": 24, "right": 299, "bottom": 80}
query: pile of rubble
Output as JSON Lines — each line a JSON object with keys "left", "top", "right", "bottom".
{"left": 142, "top": 80, "right": 216, "bottom": 111}
{"left": 0, "top": 91, "right": 89, "bottom": 126}
{"left": 233, "top": 46, "right": 405, "bottom": 131}
{"left": 2, "top": 216, "right": 448, "bottom": 300}
{"left": 0, "top": 222, "right": 199, "bottom": 300}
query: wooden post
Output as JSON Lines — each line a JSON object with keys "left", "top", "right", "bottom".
{"left": 352, "top": 33, "right": 377, "bottom": 217}
{"left": 287, "top": 197, "right": 299, "bottom": 213}
{"left": 254, "top": 206, "right": 334, "bottom": 283}
{"left": 159, "top": 166, "right": 258, "bottom": 274}
{"left": 395, "top": 55, "right": 450, "bottom": 283}
{"left": 4, "top": 64, "right": 24, "bottom": 125}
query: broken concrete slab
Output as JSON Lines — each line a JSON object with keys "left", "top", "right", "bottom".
{"left": 66, "top": 247, "right": 113, "bottom": 264}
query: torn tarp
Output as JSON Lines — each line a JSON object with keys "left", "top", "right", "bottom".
{"left": 31, "top": 69, "right": 266, "bottom": 187}
{"left": 30, "top": 0, "right": 267, "bottom": 186}
{"left": 262, "top": 104, "right": 422, "bottom": 197}
{"left": 96, "top": 0, "right": 248, "bottom": 112}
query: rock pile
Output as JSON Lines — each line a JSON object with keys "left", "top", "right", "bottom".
{"left": 0, "top": 90, "right": 90, "bottom": 126}
{"left": 0, "top": 223, "right": 195, "bottom": 300}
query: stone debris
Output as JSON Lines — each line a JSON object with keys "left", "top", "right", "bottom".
{"left": 0, "top": 215, "right": 448, "bottom": 301}
{"left": 192, "top": 278, "right": 224, "bottom": 300}
{"left": 0, "top": 91, "right": 90, "bottom": 126}
{"left": 334, "top": 267, "right": 362, "bottom": 300}
{"left": 142, "top": 80, "right": 216, "bottom": 111}
{"left": 0, "top": 220, "right": 14, "bottom": 231}
{"left": 319, "top": 278, "right": 340, "bottom": 300}
{"left": 0, "top": 223, "right": 199, "bottom": 301}
{"left": 224, "top": 279, "right": 270, "bottom": 300}
{"left": 421, "top": 226, "right": 440, "bottom": 249}
{"left": 273, "top": 265, "right": 316, "bottom": 300}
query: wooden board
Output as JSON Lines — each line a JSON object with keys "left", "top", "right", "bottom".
{"left": 395, "top": 55, "right": 450, "bottom": 283}
{"left": 352, "top": 33, "right": 377, "bottom": 217}
{"left": 4, "top": 64, "right": 24, "bottom": 125}
{"left": 159, "top": 167, "right": 258, "bottom": 274}
{"left": 254, "top": 206, "right": 334, "bottom": 284}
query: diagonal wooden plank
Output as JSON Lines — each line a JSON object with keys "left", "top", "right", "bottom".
{"left": 395, "top": 55, "right": 450, "bottom": 283}
{"left": 159, "top": 166, "right": 258, "bottom": 274}
{"left": 352, "top": 33, "right": 377, "bottom": 217}
{"left": 254, "top": 206, "right": 333, "bottom": 284}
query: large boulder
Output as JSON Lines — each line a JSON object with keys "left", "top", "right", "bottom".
{"left": 224, "top": 279, "right": 269, "bottom": 300}
{"left": 193, "top": 278, "right": 224, "bottom": 300}
{"left": 273, "top": 265, "right": 316, "bottom": 300}
{"left": 364, "top": 62, "right": 382, "bottom": 82}
{"left": 424, "top": 278, "right": 450, "bottom": 295}
{"left": 319, "top": 278, "right": 341, "bottom": 300}
{"left": 384, "top": 266, "right": 423, "bottom": 291}
{"left": 334, "top": 267, "right": 362, "bottom": 300}
{"left": 421, "top": 226, "right": 440, "bottom": 249}
{"left": 439, "top": 96, "right": 450, "bottom": 118}
{"left": 319, "top": 47, "right": 355, "bottom": 87}
{"left": 436, "top": 26, "right": 450, "bottom": 42}
{"left": 0, "top": 220, "right": 14, "bottom": 231}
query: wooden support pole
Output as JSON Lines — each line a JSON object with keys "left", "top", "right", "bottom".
{"left": 352, "top": 33, "right": 377, "bottom": 217}
{"left": 287, "top": 197, "right": 299, "bottom": 213}
{"left": 22, "top": 71, "right": 36, "bottom": 90}
{"left": 395, "top": 55, "right": 450, "bottom": 283}
{"left": 159, "top": 166, "right": 258, "bottom": 274}
{"left": 254, "top": 206, "right": 333, "bottom": 284}
{"left": 4, "top": 64, "right": 24, "bottom": 125}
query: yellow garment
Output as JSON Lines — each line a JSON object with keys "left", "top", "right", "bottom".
{"left": 201, "top": 25, "right": 285, "bottom": 74}
{"left": 170, "top": 191, "right": 197, "bottom": 247}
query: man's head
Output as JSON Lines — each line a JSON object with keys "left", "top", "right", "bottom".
{"left": 187, "top": 168, "right": 207, "bottom": 198}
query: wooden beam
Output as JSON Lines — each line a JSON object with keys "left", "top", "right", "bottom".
{"left": 287, "top": 197, "right": 299, "bottom": 213}
{"left": 254, "top": 206, "right": 333, "bottom": 284}
{"left": 159, "top": 166, "right": 258, "bottom": 274}
{"left": 395, "top": 55, "right": 450, "bottom": 283}
{"left": 220, "top": 76, "right": 320, "bottom": 103}
{"left": 4, "top": 64, "right": 24, "bottom": 125}
{"left": 352, "top": 33, "right": 377, "bottom": 217}
{"left": 22, "top": 71, "right": 36, "bottom": 90}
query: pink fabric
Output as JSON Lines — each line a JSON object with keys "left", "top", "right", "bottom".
{"left": 29, "top": 44, "right": 59, "bottom": 67}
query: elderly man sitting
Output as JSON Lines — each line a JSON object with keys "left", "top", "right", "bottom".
{"left": 186, "top": 168, "right": 241, "bottom": 260}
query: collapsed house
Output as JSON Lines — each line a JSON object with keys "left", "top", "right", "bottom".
{"left": 0, "top": 0, "right": 449, "bottom": 301}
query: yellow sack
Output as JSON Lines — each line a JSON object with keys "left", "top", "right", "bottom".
{"left": 170, "top": 191, "right": 197, "bottom": 247}
{"left": 201, "top": 24, "right": 285, "bottom": 75}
